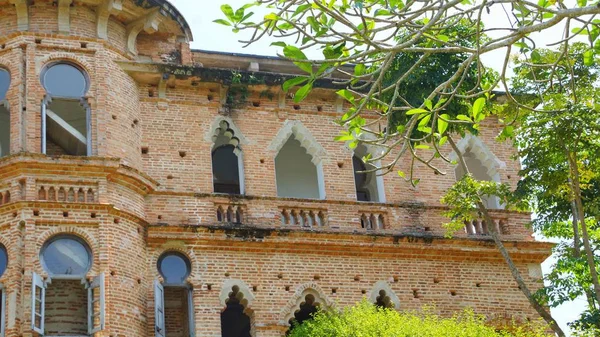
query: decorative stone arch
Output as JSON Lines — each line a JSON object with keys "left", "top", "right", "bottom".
{"left": 205, "top": 117, "right": 247, "bottom": 195}
{"left": 268, "top": 120, "right": 327, "bottom": 165}
{"left": 449, "top": 134, "right": 506, "bottom": 182}
{"left": 280, "top": 282, "right": 333, "bottom": 325}
{"left": 154, "top": 243, "right": 200, "bottom": 284}
{"left": 269, "top": 121, "right": 327, "bottom": 199}
{"left": 368, "top": 281, "right": 400, "bottom": 310}
{"left": 219, "top": 279, "right": 255, "bottom": 310}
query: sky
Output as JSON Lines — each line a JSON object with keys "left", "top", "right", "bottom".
{"left": 169, "top": 0, "right": 585, "bottom": 334}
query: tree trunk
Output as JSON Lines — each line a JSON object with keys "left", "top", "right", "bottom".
{"left": 448, "top": 136, "right": 565, "bottom": 337}
{"left": 570, "top": 201, "right": 597, "bottom": 310}
{"left": 567, "top": 151, "right": 600, "bottom": 303}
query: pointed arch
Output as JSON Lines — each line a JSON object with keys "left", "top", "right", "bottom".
{"left": 449, "top": 134, "right": 506, "bottom": 209}
{"left": 368, "top": 281, "right": 400, "bottom": 310}
{"left": 269, "top": 121, "right": 326, "bottom": 199}
{"left": 206, "top": 117, "right": 247, "bottom": 195}
{"left": 352, "top": 143, "right": 386, "bottom": 203}
{"left": 281, "top": 282, "right": 333, "bottom": 325}
{"left": 220, "top": 280, "right": 255, "bottom": 337}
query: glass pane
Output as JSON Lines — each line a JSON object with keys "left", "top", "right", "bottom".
{"left": 159, "top": 254, "right": 190, "bottom": 284}
{"left": 42, "top": 237, "right": 91, "bottom": 276}
{"left": 0, "top": 244, "right": 7, "bottom": 277}
{"left": 43, "top": 64, "right": 87, "bottom": 97}
{"left": 0, "top": 69, "right": 9, "bottom": 101}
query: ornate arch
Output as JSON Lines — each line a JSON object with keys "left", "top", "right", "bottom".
{"left": 204, "top": 116, "right": 249, "bottom": 148}
{"left": 280, "top": 282, "right": 333, "bottom": 324}
{"left": 36, "top": 53, "right": 94, "bottom": 84}
{"left": 368, "top": 281, "right": 400, "bottom": 310}
{"left": 449, "top": 134, "right": 506, "bottom": 181}
{"left": 268, "top": 120, "right": 327, "bottom": 165}
{"left": 219, "top": 279, "right": 255, "bottom": 310}
{"left": 153, "top": 243, "right": 200, "bottom": 283}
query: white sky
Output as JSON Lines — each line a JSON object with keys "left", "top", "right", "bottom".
{"left": 170, "top": 0, "right": 585, "bottom": 334}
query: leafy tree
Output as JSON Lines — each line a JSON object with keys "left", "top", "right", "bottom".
{"left": 287, "top": 300, "right": 550, "bottom": 337}
{"left": 510, "top": 42, "right": 600, "bottom": 330}
{"left": 215, "top": 0, "right": 600, "bottom": 335}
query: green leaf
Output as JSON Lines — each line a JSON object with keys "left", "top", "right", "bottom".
{"left": 397, "top": 170, "right": 406, "bottom": 178}
{"left": 472, "top": 97, "right": 486, "bottom": 120}
{"left": 283, "top": 45, "right": 307, "bottom": 60}
{"left": 439, "top": 136, "right": 448, "bottom": 146}
{"left": 213, "top": 19, "right": 232, "bottom": 26}
{"left": 374, "top": 9, "right": 391, "bottom": 16}
{"left": 577, "top": 0, "right": 587, "bottom": 6}
{"left": 583, "top": 49, "right": 595, "bottom": 66}
{"left": 220, "top": 4, "right": 235, "bottom": 21}
{"left": 292, "top": 4, "right": 311, "bottom": 17}
{"left": 438, "top": 114, "right": 450, "bottom": 134}
{"left": 336, "top": 89, "right": 355, "bottom": 105}
{"left": 456, "top": 114, "right": 472, "bottom": 122}
{"left": 354, "top": 64, "right": 366, "bottom": 76}
{"left": 424, "top": 99, "right": 433, "bottom": 110}
{"left": 418, "top": 114, "right": 431, "bottom": 127}
{"left": 294, "top": 82, "right": 313, "bottom": 102}
{"left": 294, "top": 61, "right": 313, "bottom": 74}
{"left": 436, "top": 34, "right": 449, "bottom": 42}
{"left": 406, "top": 108, "right": 428, "bottom": 115}
{"left": 282, "top": 77, "right": 308, "bottom": 92}
{"left": 270, "top": 42, "right": 287, "bottom": 47}
{"left": 334, "top": 133, "right": 354, "bottom": 141}
{"left": 531, "top": 50, "right": 542, "bottom": 63}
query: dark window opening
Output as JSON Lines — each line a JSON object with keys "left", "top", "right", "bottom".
{"left": 0, "top": 68, "right": 10, "bottom": 158}
{"left": 353, "top": 156, "right": 370, "bottom": 201}
{"left": 0, "top": 244, "right": 6, "bottom": 278}
{"left": 221, "top": 286, "right": 251, "bottom": 337}
{"left": 375, "top": 290, "right": 393, "bottom": 309}
{"left": 287, "top": 295, "right": 319, "bottom": 335}
{"left": 212, "top": 145, "right": 241, "bottom": 195}
{"left": 353, "top": 143, "right": 382, "bottom": 202}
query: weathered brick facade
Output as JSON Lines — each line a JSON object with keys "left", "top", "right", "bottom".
{"left": 0, "top": 1, "right": 552, "bottom": 336}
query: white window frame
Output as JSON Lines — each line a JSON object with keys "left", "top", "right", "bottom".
{"left": 31, "top": 272, "right": 45, "bottom": 335}
{"left": 87, "top": 273, "right": 105, "bottom": 335}
{"left": 41, "top": 96, "right": 92, "bottom": 156}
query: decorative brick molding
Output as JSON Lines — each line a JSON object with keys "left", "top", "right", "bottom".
{"left": 36, "top": 181, "right": 98, "bottom": 203}
{"left": 0, "top": 189, "right": 10, "bottom": 206}
{"left": 359, "top": 211, "right": 386, "bottom": 230}
{"left": 268, "top": 120, "right": 327, "bottom": 165}
{"left": 204, "top": 116, "right": 249, "bottom": 147}
{"left": 368, "top": 281, "right": 400, "bottom": 310}
{"left": 280, "top": 207, "right": 326, "bottom": 228}
{"left": 281, "top": 282, "right": 333, "bottom": 324}
{"left": 465, "top": 217, "right": 507, "bottom": 236}
{"left": 449, "top": 134, "right": 506, "bottom": 181}
{"left": 215, "top": 203, "right": 246, "bottom": 224}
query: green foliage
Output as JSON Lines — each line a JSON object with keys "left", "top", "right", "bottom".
{"left": 288, "top": 300, "right": 550, "bottom": 337}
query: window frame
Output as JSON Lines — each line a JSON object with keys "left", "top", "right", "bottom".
{"left": 0, "top": 68, "right": 10, "bottom": 158}
{"left": 39, "top": 235, "right": 93, "bottom": 280}
{"left": 157, "top": 252, "right": 191, "bottom": 287}
{"left": 40, "top": 62, "right": 90, "bottom": 99}
{"left": 211, "top": 144, "right": 244, "bottom": 195}
{"left": 0, "top": 244, "right": 7, "bottom": 279}
{"left": 0, "top": 283, "right": 5, "bottom": 337}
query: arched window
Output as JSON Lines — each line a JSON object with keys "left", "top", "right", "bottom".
{"left": 0, "top": 244, "right": 6, "bottom": 278}
{"left": 352, "top": 144, "right": 385, "bottom": 202}
{"left": 41, "top": 62, "right": 91, "bottom": 156}
{"left": 212, "top": 120, "right": 244, "bottom": 195}
{"left": 368, "top": 281, "right": 400, "bottom": 310}
{"left": 453, "top": 136, "right": 503, "bottom": 209}
{"left": 154, "top": 252, "right": 195, "bottom": 337}
{"left": 33, "top": 235, "right": 105, "bottom": 336}
{"left": 288, "top": 294, "right": 319, "bottom": 333}
{"left": 0, "top": 68, "right": 10, "bottom": 158}
{"left": 275, "top": 135, "right": 324, "bottom": 199}
{"left": 221, "top": 285, "right": 252, "bottom": 337}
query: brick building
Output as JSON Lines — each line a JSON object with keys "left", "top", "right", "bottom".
{"left": 0, "top": 0, "right": 552, "bottom": 336}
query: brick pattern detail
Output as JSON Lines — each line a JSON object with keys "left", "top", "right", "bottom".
{"left": 280, "top": 207, "right": 327, "bottom": 228}
{"left": 36, "top": 181, "right": 97, "bottom": 203}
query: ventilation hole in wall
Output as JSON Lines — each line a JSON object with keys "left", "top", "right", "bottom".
{"left": 331, "top": 288, "right": 337, "bottom": 294}
{"left": 141, "top": 147, "right": 149, "bottom": 155}
{"left": 361, "top": 289, "right": 366, "bottom": 294}
{"left": 316, "top": 105, "right": 323, "bottom": 112}
{"left": 313, "top": 275, "right": 321, "bottom": 281}
{"left": 1, "top": 44, "right": 5, "bottom": 49}
{"left": 110, "top": 271, "right": 116, "bottom": 276}
{"left": 148, "top": 89, "right": 155, "bottom": 97}
{"left": 35, "top": 39, "right": 42, "bottom": 44}
{"left": 507, "top": 175, "right": 512, "bottom": 179}
{"left": 209, "top": 88, "right": 217, "bottom": 93}
{"left": 167, "top": 175, "right": 174, "bottom": 180}
{"left": 21, "top": 268, "right": 25, "bottom": 274}
{"left": 207, "top": 284, "right": 212, "bottom": 290}
{"left": 252, "top": 285, "right": 258, "bottom": 292}
{"left": 22, "top": 107, "right": 26, "bottom": 112}
{"left": 179, "top": 151, "right": 186, "bottom": 158}
{"left": 191, "top": 81, "right": 199, "bottom": 86}
{"left": 207, "top": 95, "right": 214, "bottom": 101}
{"left": 424, "top": 227, "right": 431, "bottom": 232}
{"left": 12, "top": 212, "right": 17, "bottom": 218}
{"left": 285, "top": 285, "right": 290, "bottom": 291}
{"left": 133, "top": 119, "right": 139, "bottom": 126}
{"left": 63, "top": 211, "right": 69, "bottom": 217}
{"left": 90, "top": 212, "right": 97, "bottom": 218}
{"left": 136, "top": 226, "right": 141, "bottom": 234}
{"left": 224, "top": 272, "right": 230, "bottom": 277}
{"left": 434, "top": 171, "right": 440, "bottom": 175}
{"left": 433, "top": 278, "right": 440, "bottom": 284}
{"left": 260, "top": 159, "right": 265, "bottom": 164}
{"left": 112, "top": 114, "right": 117, "bottom": 120}
{"left": 33, "top": 210, "right": 40, "bottom": 216}
{"left": 252, "top": 101, "right": 260, "bottom": 107}
{"left": 354, "top": 275, "right": 360, "bottom": 281}
{"left": 413, "top": 289, "right": 420, "bottom": 298}
{"left": 277, "top": 273, "right": 283, "bottom": 279}
{"left": 450, "top": 290, "right": 457, "bottom": 296}
{"left": 293, "top": 104, "right": 301, "bottom": 110}
{"left": 337, "top": 162, "right": 344, "bottom": 168}
{"left": 80, "top": 42, "right": 88, "bottom": 49}
{"left": 131, "top": 123, "right": 135, "bottom": 128}
{"left": 114, "top": 218, "right": 120, "bottom": 224}
{"left": 158, "top": 215, "right": 163, "bottom": 220}
{"left": 517, "top": 285, "right": 522, "bottom": 290}
{"left": 476, "top": 282, "right": 482, "bottom": 288}
{"left": 137, "top": 278, "right": 142, "bottom": 284}
{"left": 393, "top": 276, "right": 399, "bottom": 283}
